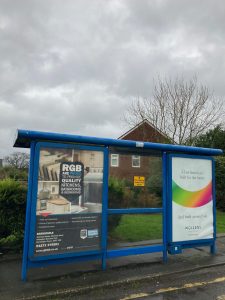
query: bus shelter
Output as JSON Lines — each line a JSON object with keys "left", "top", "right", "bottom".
{"left": 13, "top": 129, "right": 223, "bottom": 281}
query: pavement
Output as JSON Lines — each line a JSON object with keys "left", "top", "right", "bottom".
{"left": 1, "top": 235, "right": 225, "bottom": 300}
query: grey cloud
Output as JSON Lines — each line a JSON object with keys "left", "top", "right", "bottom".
{"left": 0, "top": 0, "right": 225, "bottom": 156}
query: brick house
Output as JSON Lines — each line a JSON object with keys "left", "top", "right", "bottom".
{"left": 118, "top": 119, "right": 169, "bottom": 144}
{"left": 109, "top": 119, "right": 170, "bottom": 182}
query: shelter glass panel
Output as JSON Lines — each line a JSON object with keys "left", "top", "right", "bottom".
{"left": 108, "top": 148, "right": 162, "bottom": 209}
{"left": 107, "top": 213, "right": 162, "bottom": 249}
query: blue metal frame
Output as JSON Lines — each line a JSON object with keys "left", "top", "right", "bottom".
{"left": 101, "top": 146, "right": 109, "bottom": 270}
{"left": 167, "top": 154, "right": 216, "bottom": 253}
{"left": 22, "top": 141, "right": 108, "bottom": 276}
{"left": 162, "top": 152, "right": 168, "bottom": 262}
{"left": 105, "top": 154, "right": 166, "bottom": 261}
{"left": 211, "top": 158, "right": 216, "bottom": 254}
{"left": 106, "top": 210, "right": 164, "bottom": 259}
{"left": 18, "top": 130, "right": 222, "bottom": 281}
{"left": 107, "top": 212, "right": 164, "bottom": 258}
{"left": 108, "top": 208, "right": 163, "bottom": 214}
{"left": 14, "top": 129, "right": 223, "bottom": 156}
{"left": 21, "top": 142, "right": 36, "bottom": 281}
{"left": 107, "top": 245, "right": 164, "bottom": 258}
{"left": 106, "top": 151, "right": 167, "bottom": 264}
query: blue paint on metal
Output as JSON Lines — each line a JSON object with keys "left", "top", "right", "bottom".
{"left": 167, "top": 154, "right": 216, "bottom": 253}
{"left": 168, "top": 245, "right": 182, "bottom": 254}
{"left": 28, "top": 142, "right": 41, "bottom": 259}
{"left": 101, "top": 146, "right": 109, "bottom": 270}
{"left": 108, "top": 208, "right": 163, "bottom": 214}
{"left": 106, "top": 245, "right": 164, "bottom": 259}
{"left": 167, "top": 155, "right": 173, "bottom": 243}
{"left": 28, "top": 142, "right": 106, "bottom": 262}
{"left": 210, "top": 244, "right": 216, "bottom": 254}
{"left": 162, "top": 152, "right": 168, "bottom": 263}
{"left": 211, "top": 158, "right": 216, "bottom": 254}
{"left": 17, "top": 131, "right": 222, "bottom": 281}
{"left": 169, "top": 239, "right": 214, "bottom": 246}
{"left": 181, "top": 242, "right": 214, "bottom": 249}
{"left": 21, "top": 141, "right": 36, "bottom": 281}
{"left": 14, "top": 129, "right": 223, "bottom": 156}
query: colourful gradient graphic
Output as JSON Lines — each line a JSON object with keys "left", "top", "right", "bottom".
{"left": 172, "top": 180, "right": 212, "bottom": 207}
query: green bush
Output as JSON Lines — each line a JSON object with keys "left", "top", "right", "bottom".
{"left": 0, "top": 233, "right": 24, "bottom": 250}
{"left": 108, "top": 177, "right": 126, "bottom": 232}
{"left": 0, "top": 166, "right": 28, "bottom": 181}
{"left": 0, "top": 179, "right": 27, "bottom": 251}
{"left": 215, "top": 157, "right": 225, "bottom": 211}
{"left": 146, "top": 175, "right": 162, "bottom": 198}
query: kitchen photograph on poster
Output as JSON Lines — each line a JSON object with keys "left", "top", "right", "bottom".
{"left": 36, "top": 147, "right": 103, "bottom": 215}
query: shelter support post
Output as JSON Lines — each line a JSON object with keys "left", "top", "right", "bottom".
{"left": 21, "top": 142, "right": 35, "bottom": 281}
{"left": 211, "top": 158, "right": 216, "bottom": 254}
{"left": 162, "top": 152, "right": 168, "bottom": 263}
{"left": 101, "top": 147, "right": 109, "bottom": 270}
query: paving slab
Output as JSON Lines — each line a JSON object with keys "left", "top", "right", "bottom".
{"left": 1, "top": 236, "right": 225, "bottom": 300}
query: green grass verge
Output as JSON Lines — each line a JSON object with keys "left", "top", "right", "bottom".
{"left": 110, "top": 214, "right": 162, "bottom": 242}
{"left": 110, "top": 210, "right": 225, "bottom": 242}
{"left": 216, "top": 210, "right": 225, "bottom": 234}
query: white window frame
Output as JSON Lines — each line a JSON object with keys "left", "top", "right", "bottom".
{"left": 111, "top": 154, "right": 119, "bottom": 167}
{"left": 132, "top": 155, "right": 140, "bottom": 168}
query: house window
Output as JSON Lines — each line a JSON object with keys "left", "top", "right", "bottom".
{"left": 111, "top": 154, "right": 119, "bottom": 167}
{"left": 132, "top": 155, "right": 140, "bottom": 168}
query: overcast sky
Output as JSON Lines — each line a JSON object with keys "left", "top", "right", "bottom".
{"left": 0, "top": 0, "right": 225, "bottom": 156}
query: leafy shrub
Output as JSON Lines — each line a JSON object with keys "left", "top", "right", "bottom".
{"left": 0, "top": 233, "right": 24, "bottom": 251}
{"left": 215, "top": 157, "right": 225, "bottom": 211}
{"left": 0, "top": 166, "right": 28, "bottom": 181}
{"left": 0, "top": 179, "right": 27, "bottom": 251}
{"left": 146, "top": 175, "right": 162, "bottom": 207}
{"left": 108, "top": 177, "right": 126, "bottom": 232}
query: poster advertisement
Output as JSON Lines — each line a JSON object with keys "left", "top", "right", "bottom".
{"left": 172, "top": 157, "right": 213, "bottom": 242}
{"left": 33, "top": 147, "right": 103, "bottom": 257}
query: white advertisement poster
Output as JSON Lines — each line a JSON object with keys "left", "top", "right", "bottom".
{"left": 172, "top": 157, "right": 213, "bottom": 242}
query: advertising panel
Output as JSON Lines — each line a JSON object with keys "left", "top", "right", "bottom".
{"left": 172, "top": 157, "right": 213, "bottom": 242}
{"left": 33, "top": 146, "right": 103, "bottom": 257}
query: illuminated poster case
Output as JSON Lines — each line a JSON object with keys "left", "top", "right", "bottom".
{"left": 29, "top": 143, "right": 105, "bottom": 259}
{"left": 169, "top": 155, "right": 214, "bottom": 243}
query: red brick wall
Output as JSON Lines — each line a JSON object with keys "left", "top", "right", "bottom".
{"left": 109, "top": 122, "right": 165, "bottom": 181}
{"left": 121, "top": 122, "right": 167, "bottom": 143}
{"left": 109, "top": 154, "right": 151, "bottom": 181}
{"left": 109, "top": 153, "right": 162, "bottom": 184}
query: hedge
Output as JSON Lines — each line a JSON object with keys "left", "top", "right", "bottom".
{"left": 0, "top": 179, "right": 27, "bottom": 251}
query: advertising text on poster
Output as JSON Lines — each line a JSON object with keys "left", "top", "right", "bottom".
{"left": 59, "top": 162, "right": 84, "bottom": 196}
{"left": 34, "top": 214, "right": 101, "bottom": 255}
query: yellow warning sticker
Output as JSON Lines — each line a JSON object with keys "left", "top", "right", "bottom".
{"left": 134, "top": 176, "right": 145, "bottom": 187}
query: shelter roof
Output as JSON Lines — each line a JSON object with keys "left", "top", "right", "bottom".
{"left": 14, "top": 129, "right": 223, "bottom": 156}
